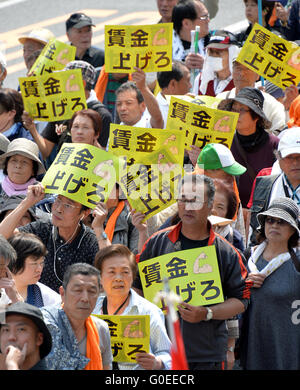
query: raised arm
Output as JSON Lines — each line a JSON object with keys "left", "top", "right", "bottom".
{"left": 131, "top": 67, "right": 164, "bottom": 129}
{"left": 22, "top": 112, "right": 55, "bottom": 159}
{"left": 0, "top": 184, "right": 45, "bottom": 239}
{"left": 91, "top": 202, "right": 112, "bottom": 249}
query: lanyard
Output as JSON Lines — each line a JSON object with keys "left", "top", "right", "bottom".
{"left": 102, "top": 292, "right": 131, "bottom": 315}
{"left": 282, "top": 176, "right": 300, "bottom": 206}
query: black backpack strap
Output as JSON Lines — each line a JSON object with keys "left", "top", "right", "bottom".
{"left": 289, "top": 249, "right": 300, "bottom": 273}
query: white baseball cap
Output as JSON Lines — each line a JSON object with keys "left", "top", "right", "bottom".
{"left": 18, "top": 28, "right": 54, "bottom": 45}
{"left": 278, "top": 127, "right": 300, "bottom": 158}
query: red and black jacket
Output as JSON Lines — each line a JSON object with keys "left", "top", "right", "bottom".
{"left": 135, "top": 222, "right": 251, "bottom": 305}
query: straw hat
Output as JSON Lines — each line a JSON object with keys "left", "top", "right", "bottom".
{"left": 257, "top": 197, "right": 300, "bottom": 237}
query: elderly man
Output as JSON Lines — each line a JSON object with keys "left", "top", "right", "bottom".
{"left": 66, "top": 13, "right": 104, "bottom": 70}
{"left": 0, "top": 302, "right": 52, "bottom": 370}
{"left": 18, "top": 28, "right": 54, "bottom": 72}
{"left": 0, "top": 184, "right": 106, "bottom": 293}
{"left": 249, "top": 127, "right": 300, "bottom": 245}
{"left": 172, "top": 0, "right": 210, "bottom": 71}
{"left": 135, "top": 174, "right": 251, "bottom": 370}
{"left": 41, "top": 263, "right": 112, "bottom": 370}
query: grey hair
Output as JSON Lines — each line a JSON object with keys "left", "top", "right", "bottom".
{"left": 0, "top": 234, "right": 17, "bottom": 265}
{"left": 62, "top": 263, "right": 101, "bottom": 290}
{"left": 115, "top": 81, "right": 144, "bottom": 104}
{"left": 178, "top": 174, "right": 215, "bottom": 207}
{"left": 274, "top": 149, "right": 282, "bottom": 160}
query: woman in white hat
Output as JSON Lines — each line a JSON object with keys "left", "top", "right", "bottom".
{"left": 0, "top": 138, "right": 45, "bottom": 199}
{"left": 240, "top": 197, "right": 300, "bottom": 370}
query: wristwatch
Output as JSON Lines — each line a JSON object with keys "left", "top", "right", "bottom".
{"left": 205, "top": 307, "right": 213, "bottom": 321}
{"left": 227, "top": 346, "right": 235, "bottom": 353}
{"left": 100, "top": 231, "right": 108, "bottom": 240}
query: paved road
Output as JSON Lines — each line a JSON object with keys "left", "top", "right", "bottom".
{"left": 0, "top": 0, "right": 247, "bottom": 88}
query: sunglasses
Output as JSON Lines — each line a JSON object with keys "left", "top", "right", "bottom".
{"left": 265, "top": 217, "right": 289, "bottom": 226}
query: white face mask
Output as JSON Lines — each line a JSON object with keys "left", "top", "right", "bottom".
{"left": 205, "top": 56, "right": 223, "bottom": 72}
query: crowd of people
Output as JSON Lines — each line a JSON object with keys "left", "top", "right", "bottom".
{"left": 0, "top": 0, "right": 300, "bottom": 372}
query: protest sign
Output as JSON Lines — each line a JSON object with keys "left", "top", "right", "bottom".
{"left": 166, "top": 96, "right": 239, "bottom": 150}
{"left": 29, "top": 38, "right": 76, "bottom": 76}
{"left": 19, "top": 69, "right": 87, "bottom": 122}
{"left": 236, "top": 22, "right": 300, "bottom": 90}
{"left": 165, "top": 94, "right": 222, "bottom": 109}
{"left": 109, "top": 124, "right": 185, "bottom": 220}
{"left": 93, "top": 315, "right": 150, "bottom": 363}
{"left": 138, "top": 246, "right": 224, "bottom": 311}
{"left": 42, "top": 143, "right": 120, "bottom": 207}
{"left": 104, "top": 23, "right": 173, "bottom": 73}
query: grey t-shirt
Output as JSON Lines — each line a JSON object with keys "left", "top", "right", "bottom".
{"left": 78, "top": 316, "right": 112, "bottom": 369}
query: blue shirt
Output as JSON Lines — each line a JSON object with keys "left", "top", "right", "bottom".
{"left": 41, "top": 304, "right": 112, "bottom": 370}
{"left": 3, "top": 122, "right": 34, "bottom": 142}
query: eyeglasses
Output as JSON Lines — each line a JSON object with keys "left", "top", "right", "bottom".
{"left": 53, "top": 197, "right": 81, "bottom": 211}
{"left": 27, "top": 260, "right": 45, "bottom": 269}
{"left": 265, "top": 217, "right": 289, "bottom": 226}
{"left": 283, "top": 155, "right": 300, "bottom": 162}
{"left": 197, "top": 13, "right": 210, "bottom": 21}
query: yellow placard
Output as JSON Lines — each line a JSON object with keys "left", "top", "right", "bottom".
{"left": 104, "top": 23, "right": 173, "bottom": 73}
{"left": 165, "top": 94, "right": 222, "bottom": 110}
{"left": 41, "top": 143, "right": 120, "bottom": 208}
{"left": 108, "top": 124, "right": 185, "bottom": 221}
{"left": 166, "top": 96, "right": 239, "bottom": 150}
{"left": 19, "top": 69, "right": 87, "bottom": 122}
{"left": 138, "top": 247, "right": 224, "bottom": 311}
{"left": 236, "top": 23, "right": 300, "bottom": 90}
{"left": 93, "top": 315, "right": 150, "bottom": 363}
{"left": 29, "top": 38, "right": 76, "bottom": 76}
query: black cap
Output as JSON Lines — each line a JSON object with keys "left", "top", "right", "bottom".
{"left": 66, "top": 13, "right": 95, "bottom": 31}
{"left": 0, "top": 195, "right": 38, "bottom": 222}
{"left": 222, "top": 87, "right": 271, "bottom": 127}
{"left": 0, "top": 302, "right": 52, "bottom": 359}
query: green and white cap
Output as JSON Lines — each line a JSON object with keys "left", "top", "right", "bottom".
{"left": 197, "top": 143, "right": 246, "bottom": 176}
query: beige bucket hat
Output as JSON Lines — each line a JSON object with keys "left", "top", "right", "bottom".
{"left": 0, "top": 138, "right": 45, "bottom": 175}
